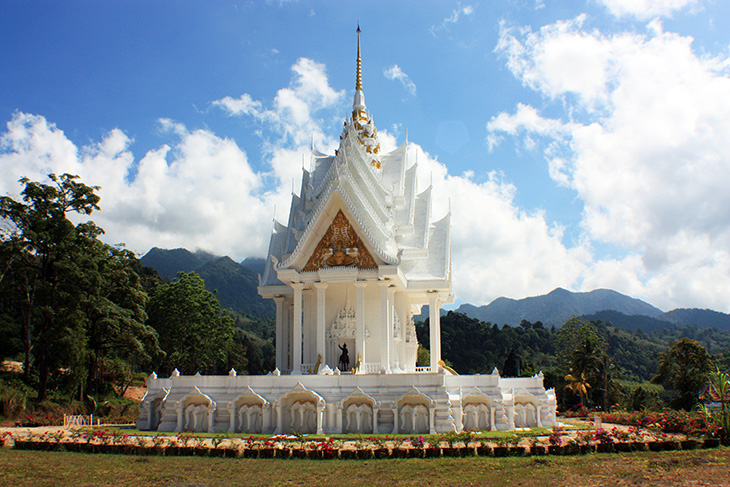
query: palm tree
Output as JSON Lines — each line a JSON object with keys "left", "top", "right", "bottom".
{"left": 568, "top": 338, "right": 602, "bottom": 405}
{"left": 708, "top": 368, "right": 730, "bottom": 431}
{"left": 572, "top": 338, "right": 601, "bottom": 377}
{"left": 565, "top": 371, "right": 592, "bottom": 407}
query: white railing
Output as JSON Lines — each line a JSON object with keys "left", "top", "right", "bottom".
{"left": 362, "top": 363, "right": 382, "bottom": 374}
{"left": 300, "top": 363, "right": 316, "bottom": 374}
{"left": 415, "top": 366, "right": 432, "bottom": 373}
{"left": 63, "top": 414, "right": 97, "bottom": 428}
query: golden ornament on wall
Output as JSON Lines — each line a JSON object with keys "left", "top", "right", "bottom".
{"left": 303, "top": 210, "right": 377, "bottom": 271}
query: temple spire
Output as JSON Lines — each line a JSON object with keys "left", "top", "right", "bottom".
{"left": 353, "top": 24, "right": 366, "bottom": 116}
{"left": 356, "top": 24, "right": 362, "bottom": 92}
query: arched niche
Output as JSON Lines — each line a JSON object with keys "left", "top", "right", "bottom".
{"left": 278, "top": 382, "right": 326, "bottom": 434}
{"left": 461, "top": 387, "right": 494, "bottom": 432}
{"left": 341, "top": 387, "right": 378, "bottom": 434}
{"left": 139, "top": 388, "right": 169, "bottom": 431}
{"left": 396, "top": 386, "right": 433, "bottom": 434}
{"left": 513, "top": 390, "right": 538, "bottom": 428}
{"left": 177, "top": 387, "right": 216, "bottom": 433}
{"left": 328, "top": 304, "right": 356, "bottom": 371}
{"left": 228, "top": 386, "right": 269, "bottom": 433}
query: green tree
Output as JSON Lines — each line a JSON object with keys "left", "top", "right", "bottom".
{"left": 0, "top": 174, "right": 101, "bottom": 400}
{"left": 555, "top": 316, "right": 607, "bottom": 371}
{"left": 78, "top": 240, "right": 160, "bottom": 397}
{"left": 653, "top": 337, "right": 713, "bottom": 410}
{"left": 703, "top": 367, "right": 730, "bottom": 434}
{"left": 565, "top": 337, "right": 602, "bottom": 407}
{"left": 564, "top": 371, "right": 591, "bottom": 406}
{"left": 147, "top": 272, "right": 235, "bottom": 375}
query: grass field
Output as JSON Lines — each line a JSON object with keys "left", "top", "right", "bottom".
{"left": 1, "top": 447, "right": 729, "bottom": 486}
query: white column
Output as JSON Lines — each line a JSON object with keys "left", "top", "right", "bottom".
{"left": 336, "top": 404, "right": 343, "bottom": 433}
{"left": 316, "top": 404, "right": 325, "bottom": 434}
{"left": 228, "top": 403, "right": 236, "bottom": 433}
{"left": 302, "top": 288, "right": 312, "bottom": 367}
{"left": 379, "top": 281, "right": 391, "bottom": 373}
{"left": 388, "top": 287, "right": 396, "bottom": 370}
{"left": 355, "top": 281, "right": 367, "bottom": 369}
{"left": 274, "top": 296, "right": 285, "bottom": 371}
{"left": 175, "top": 403, "right": 183, "bottom": 432}
{"left": 396, "top": 293, "right": 407, "bottom": 370}
{"left": 284, "top": 300, "right": 292, "bottom": 371}
{"left": 291, "top": 283, "right": 304, "bottom": 375}
{"left": 314, "top": 282, "right": 328, "bottom": 366}
{"left": 207, "top": 406, "right": 215, "bottom": 432}
{"left": 428, "top": 292, "right": 442, "bottom": 372}
{"left": 275, "top": 402, "right": 282, "bottom": 433}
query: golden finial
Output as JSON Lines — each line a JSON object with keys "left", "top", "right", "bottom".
{"left": 356, "top": 24, "right": 362, "bottom": 92}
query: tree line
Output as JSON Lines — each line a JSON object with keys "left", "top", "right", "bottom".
{"left": 417, "top": 311, "right": 729, "bottom": 411}
{"left": 0, "top": 175, "right": 272, "bottom": 415}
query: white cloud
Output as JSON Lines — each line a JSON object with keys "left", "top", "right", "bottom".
{"left": 598, "top": 0, "right": 700, "bottom": 20}
{"left": 384, "top": 65, "right": 417, "bottom": 96}
{"left": 0, "top": 57, "right": 348, "bottom": 262}
{"left": 491, "top": 16, "right": 730, "bottom": 311}
{"left": 0, "top": 113, "right": 276, "bottom": 258}
{"left": 431, "top": 3, "right": 475, "bottom": 36}
{"left": 213, "top": 57, "right": 344, "bottom": 148}
{"left": 487, "top": 103, "right": 576, "bottom": 149}
{"left": 408, "top": 144, "right": 590, "bottom": 304}
{"left": 496, "top": 15, "right": 615, "bottom": 108}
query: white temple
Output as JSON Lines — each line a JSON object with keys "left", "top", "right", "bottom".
{"left": 137, "top": 29, "right": 556, "bottom": 435}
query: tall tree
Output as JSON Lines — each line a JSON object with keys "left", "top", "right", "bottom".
{"left": 147, "top": 272, "right": 235, "bottom": 375}
{"left": 0, "top": 174, "right": 100, "bottom": 400}
{"left": 555, "top": 316, "right": 607, "bottom": 371}
{"left": 77, "top": 240, "right": 160, "bottom": 397}
{"left": 653, "top": 338, "right": 713, "bottom": 410}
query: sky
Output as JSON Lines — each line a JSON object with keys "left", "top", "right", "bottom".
{"left": 2, "top": 0, "right": 730, "bottom": 313}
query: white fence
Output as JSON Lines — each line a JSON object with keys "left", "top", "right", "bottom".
{"left": 63, "top": 414, "right": 100, "bottom": 428}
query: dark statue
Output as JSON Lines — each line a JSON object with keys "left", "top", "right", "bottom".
{"left": 338, "top": 343, "right": 350, "bottom": 371}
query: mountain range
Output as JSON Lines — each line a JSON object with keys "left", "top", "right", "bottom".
{"left": 140, "top": 248, "right": 730, "bottom": 331}
{"left": 454, "top": 287, "right": 730, "bottom": 331}
{"left": 141, "top": 247, "right": 273, "bottom": 317}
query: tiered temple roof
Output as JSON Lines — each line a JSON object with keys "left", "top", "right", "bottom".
{"left": 261, "top": 28, "right": 450, "bottom": 288}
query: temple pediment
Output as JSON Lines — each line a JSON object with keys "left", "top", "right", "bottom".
{"left": 303, "top": 210, "right": 377, "bottom": 271}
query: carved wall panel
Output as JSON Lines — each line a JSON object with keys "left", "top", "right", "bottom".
{"left": 302, "top": 210, "right": 377, "bottom": 271}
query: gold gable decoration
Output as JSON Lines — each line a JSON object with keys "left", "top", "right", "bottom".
{"left": 302, "top": 210, "right": 377, "bottom": 271}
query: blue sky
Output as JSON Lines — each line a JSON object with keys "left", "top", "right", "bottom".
{"left": 2, "top": 0, "right": 730, "bottom": 312}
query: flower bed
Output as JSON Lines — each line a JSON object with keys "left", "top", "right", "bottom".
{"left": 5, "top": 426, "right": 725, "bottom": 459}
{"left": 599, "top": 410, "right": 718, "bottom": 438}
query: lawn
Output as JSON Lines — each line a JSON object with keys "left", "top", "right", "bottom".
{"left": 2, "top": 447, "right": 729, "bottom": 486}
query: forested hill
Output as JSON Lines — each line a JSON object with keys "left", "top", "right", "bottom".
{"left": 450, "top": 288, "right": 730, "bottom": 331}
{"left": 141, "top": 248, "right": 273, "bottom": 318}
{"left": 417, "top": 311, "right": 730, "bottom": 384}
{"left": 456, "top": 288, "right": 663, "bottom": 327}
{"left": 141, "top": 247, "right": 218, "bottom": 279}
{"left": 662, "top": 308, "right": 730, "bottom": 330}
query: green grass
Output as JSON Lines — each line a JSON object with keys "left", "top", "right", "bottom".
{"left": 2, "top": 447, "right": 729, "bottom": 486}
{"left": 615, "top": 379, "right": 665, "bottom": 394}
